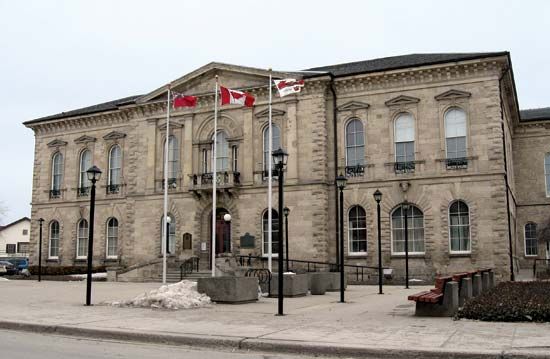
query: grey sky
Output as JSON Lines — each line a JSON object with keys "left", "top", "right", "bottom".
{"left": 1, "top": 0, "right": 549, "bottom": 224}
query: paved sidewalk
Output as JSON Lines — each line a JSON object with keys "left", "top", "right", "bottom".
{"left": 1, "top": 280, "right": 550, "bottom": 358}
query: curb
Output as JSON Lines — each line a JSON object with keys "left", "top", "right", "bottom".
{"left": 1, "top": 320, "right": 549, "bottom": 359}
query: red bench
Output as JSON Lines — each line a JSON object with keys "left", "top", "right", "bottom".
{"left": 408, "top": 276, "right": 453, "bottom": 303}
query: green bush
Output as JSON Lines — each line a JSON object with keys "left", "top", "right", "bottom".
{"left": 27, "top": 265, "right": 106, "bottom": 276}
{"left": 457, "top": 281, "right": 550, "bottom": 322}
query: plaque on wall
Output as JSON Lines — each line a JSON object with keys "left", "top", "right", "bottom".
{"left": 240, "top": 232, "right": 255, "bottom": 248}
{"left": 182, "top": 233, "right": 192, "bottom": 250}
{"left": 200, "top": 242, "right": 207, "bottom": 251}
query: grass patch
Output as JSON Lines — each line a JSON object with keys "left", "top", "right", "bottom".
{"left": 457, "top": 281, "right": 550, "bottom": 322}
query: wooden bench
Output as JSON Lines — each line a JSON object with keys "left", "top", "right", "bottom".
{"left": 408, "top": 275, "right": 458, "bottom": 316}
{"left": 408, "top": 275, "right": 453, "bottom": 303}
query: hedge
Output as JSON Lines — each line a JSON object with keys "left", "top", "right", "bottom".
{"left": 27, "top": 265, "right": 106, "bottom": 276}
{"left": 457, "top": 281, "right": 550, "bottom": 322}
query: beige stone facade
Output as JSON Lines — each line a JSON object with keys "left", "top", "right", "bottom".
{"left": 24, "top": 53, "right": 550, "bottom": 282}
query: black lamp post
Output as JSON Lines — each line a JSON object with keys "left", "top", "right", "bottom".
{"left": 272, "top": 148, "right": 288, "bottom": 316}
{"left": 283, "top": 206, "right": 290, "bottom": 272}
{"left": 86, "top": 165, "right": 102, "bottom": 306}
{"left": 336, "top": 174, "right": 347, "bottom": 303}
{"left": 38, "top": 218, "right": 44, "bottom": 282}
{"left": 402, "top": 200, "right": 410, "bottom": 289}
{"left": 166, "top": 216, "right": 171, "bottom": 255}
{"left": 373, "top": 190, "right": 383, "bottom": 295}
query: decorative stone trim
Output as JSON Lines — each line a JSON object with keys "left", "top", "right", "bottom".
{"left": 103, "top": 131, "right": 126, "bottom": 140}
{"left": 255, "top": 108, "right": 286, "bottom": 118}
{"left": 47, "top": 139, "right": 68, "bottom": 147}
{"left": 385, "top": 95, "right": 420, "bottom": 107}
{"left": 337, "top": 101, "right": 370, "bottom": 112}
{"left": 73, "top": 135, "right": 96, "bottom": 144}
{"left": 435, "top": 89, "right": 471, "bottom": 101}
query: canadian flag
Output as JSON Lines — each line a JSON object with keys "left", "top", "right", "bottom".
{"left": 173, "top": 94, "right": 197, "bottom": 108}
{"left": 274, "top": 79, "right": 305, "bottom": 97}
{"left": 220, "top": 86, "right": 255, "bottom": 107}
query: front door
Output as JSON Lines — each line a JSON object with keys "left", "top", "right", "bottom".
{"left": 213, "top": 208, "right": 231, "bottom": 255}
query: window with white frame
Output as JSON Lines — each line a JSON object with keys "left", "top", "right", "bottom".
{"left": 106, "top": 218, "right": 118, "bottom": 258}
{"left": 345, "top": 119, "right": 365, "bottom": 167}
{"left": 263, "top": 125, "right": 281, "bottom": 172}
{"left": 212, "top": 131, "right": 229, "bottom": 171}
{"left": 49, "top": 220, "right": 60, "bottom": 258}
{"left": 445, "top": 108, "right": 467, "bottom": 159}
{"left": 51, "top": 152, "right": 63, "bottom": 192}
{"left": 394, "top": 113, "right": 415, "bottom": 163}
{"left": 164, "top": 135, "right": 179, "bottom": 180}
{"left": 449, "top": 200, "right": 470, "bottom": 252}
{"left": 262, "top": 209, "right": 279, "bottom": 256}
{"left": 545, "top": 153, "right": 550, "bottom": 196}
{"left": 79, "top": 149, "right": 92, "bottom": 190}
{"left": 348, "top": 205, "right": 367, "bottom": 254}
{"left": 161, "top": 214, "right": 176, "bottom": 254}
{"left": 232, "top": 145, "right": 238, "bottom": 172}
{"left": 108, "top": 145, "right": 122, "bottom": 186}
{"left": 391, "top": 205, "right": 424, "bottom": 254}
{"left": 202, "top": 149, "right": 208, "bottom": 173}
{"left": 525, "top": 222, "right": 538, "bottom": 256}
{"left": 77, "top": 219, "right": 88, "bottom": 258}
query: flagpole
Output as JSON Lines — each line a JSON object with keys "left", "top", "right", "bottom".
{"left": 267, "top": 69, "right": 273, "bottom": 273}
{"left": 211, "top": 76, "right": 219, "bottom": 277}
{"left": 162, "top": 84, "right": 171, "bottom": 285}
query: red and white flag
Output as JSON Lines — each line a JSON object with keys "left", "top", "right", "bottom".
{"left": 220, "top": 86, "right": 255, "bottom": 107}
{"left": 173, "top": 94, "right": 197, "bottom": 108}
{"left": 274, "top": 79, "right": 305, "bottom": 97}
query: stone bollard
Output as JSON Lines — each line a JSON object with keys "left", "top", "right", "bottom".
{"left": 309, "top": 273, "right": 328, "bottom": 295}
{"left": 472, "top": 274, "right": 482, "bottom": 296}
{"left": 488, "top": 271, "right": 495, "bottom": 289}
{"left": 482, "top": 272, "right": 490, "bottom": 292}
{"left": 442, "top": 281, "right": 459, "bottom": 315}
{"left": 459, "top": 277, "right": 473, "bottom": 307}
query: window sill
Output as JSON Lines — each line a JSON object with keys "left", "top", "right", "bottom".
{"left": 105, "top": 257, "right": 118, "bottom": 262}
{"left": 46, "top": 258, "right": 59, "bottom": 262}
{"left": 347, "top": 253, "right": 368, "bottom": 258}
{"left": 525, "top": 254, "right": 538, "bottom": 258}
{"left": 75, "top": 258, "right": 87, "bottom": 262}
{"left": 449, "top": 252, "right": 471, "bottom": 258}
{"left": 390, "top": 253, "right": 425, "bottom": 258}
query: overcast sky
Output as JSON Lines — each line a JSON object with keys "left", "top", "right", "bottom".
{"left": 1, "top": 0, "right": 549, "bottom": 224}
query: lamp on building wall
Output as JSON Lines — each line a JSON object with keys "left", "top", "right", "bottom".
{"left": 85, "top": 165, "right": 101, "bottom": 306}
{"left": 373, "top": 190, "right": 383, "bottom": 295}
{"left": 336, "top": 174, "right": 348, "bottom": 303}
{"left": 272, "top": 148, "right": 288, "bottom": 316}
{"left": 38, "top": 218, "right": 44, "bottom": 282}
{"left": 402, "top": 200, "right": 410, "bottom": 289}
{"left": 283, "top": 206, "right": 290, "bottom": 272}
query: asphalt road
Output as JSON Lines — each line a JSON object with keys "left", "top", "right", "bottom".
{"left": 0, "top": 329, "right": 326, "bottom": 359}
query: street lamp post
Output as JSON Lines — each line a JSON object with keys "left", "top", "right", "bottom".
{"left": 402, "top": 200, "right": 410, "bottom": 289}
{"left": 272, "top": 148, "right": 288, "bottom": 316}
{"left": 224, "top": 213, "right": 231, "bottom": 253}
{"left": 283, "top": 206, "right": 290, "bottom": 272}
{"left": 166, "top": 216, "right": 171, "bottom": 255}
{"left": 38, "top": 218, "right": 44, "bottom": 282}
{"left": 373, "top": 190, "right": 383, "bottom": 295}
{"left": 336, "top": 174, "right": 348, "bottom": 303}
{"left": 86, "top": 165, "right": 102, "bottom": 306}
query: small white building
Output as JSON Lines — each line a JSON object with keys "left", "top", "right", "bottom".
{"left": 0, "top": 217, "right": 31, "bottom": 257}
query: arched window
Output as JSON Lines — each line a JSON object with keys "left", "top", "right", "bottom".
{"left": 161, "top": 214, "right": 176, "bottom": 254}
{"left": 76, "top": 219, "right": 89, "bottom": 259}
{"left": 394, "top": 113, "right": 415, "bottom": 165}
{"left": 164, "top": 135, "right": 179, "bottom": 180}
{"left": 391, "top": 204, "right": 424, "bottom": 254}
{"left": 51, "top": 152, "right": 63, "bottom": 196}
{"left": 545, "top": 153, "right": 550, "bottom": 196}
{"left": 345, "top": 119, "right": 365, "bottom": 167}
{"left": 525, "top": 223, "right": 538, "bottom": 256}
{"left": 49, "top": 221, "right": 60, "bottom": 259}
{"left": 262, "top": 209, "right": 279, "bottom": 256}
{"left": 445, "top": 108, "right": 467, "bottom": 159}
{"left": 78, "top": 149, "right": 92, "bottom": 195}
{"left": 108, "top": 145, "right": 122, "bottom": 193}
{"left": 263, "top": 125, "right": 281, "bottom": 172}
{"left": 106, "top": 218, "right": 118, "bottom": 258}
{"left": 212, "top": 131, "right": 229, "bottom": 171}
{"left": 348, "top": 206, "right": 367, "bottom": 254}
{"left": 449, "top": 201, "right": 470, "bottom": 252}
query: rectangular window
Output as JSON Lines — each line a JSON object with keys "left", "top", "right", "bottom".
{"left": 525, "top": 224, "right": 538, "bottom": 256}
{"left": 202, "top": 149, "right": 208, "bottom": 173}
{"left": 22, "top": 229, "right": 28, "bottom": 235}
{"left": 446, "top": 136, "right": 467, "bottom": 159}
{"left": 395, "top": 141, "right": 415, "bottom": 163}
{"left": 263, "top": 217, "right": 279, "bottom": 256}
{"left": 232, "top": 146, "right": 238, "bottom": 172}
{"left": 6, "top": 244, "right": 16, "bottom": 254}
{"left": 17, "top": 242, "right": 29, "bottom": 253}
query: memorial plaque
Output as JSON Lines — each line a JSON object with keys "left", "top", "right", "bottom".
{"left": 240, "top": 232, "right": 255, "bottom": 248}
{"left": 182, "top": 233, "right": 192, "bottom": 250}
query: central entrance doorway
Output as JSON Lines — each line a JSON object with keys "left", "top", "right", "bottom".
{"left": 211, "top": 208, "right": 231, "bottom": 255}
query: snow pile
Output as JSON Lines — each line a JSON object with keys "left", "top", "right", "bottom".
{"left": 0, "top": 277, "right": 10, "bottom": 281}
{"left": 105, "top": 280, "right": 211, "bottom": 310}
{"left": 69, "top": 272, "right": 107, "bottom": 279}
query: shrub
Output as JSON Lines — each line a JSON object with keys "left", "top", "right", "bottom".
{"left": 457, "top": 281, "right": 550, "bottom": 322}
{"left": 27, "top": 265, "right": 106, "bottom": 276}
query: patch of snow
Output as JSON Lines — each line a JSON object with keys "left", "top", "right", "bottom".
{"left": 0, "top": 277, "right": 10, "bottom": 281}
{"left": 69, "top": 272, "right": 107, "bottom": 279}
{"left": 103, "top": 280, "right": 211, "bottom": 310}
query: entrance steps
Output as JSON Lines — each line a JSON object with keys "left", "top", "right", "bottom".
{"left": 154, "top": 270, "right": 212, "bottom": 283}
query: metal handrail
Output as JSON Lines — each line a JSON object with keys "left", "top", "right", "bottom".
{"left": 180, "top": 256, "right": 200, "bottom": 281}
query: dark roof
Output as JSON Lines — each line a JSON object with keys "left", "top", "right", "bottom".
{"left": 26, "top": 52, "right": 509, "bottom": 124}
{"left": 519, "top": 107, "right": 550, "bottom": 122}
{"left": 24, "top": 95, "right": 141, "bottom": 125}
{"left": 304, "top": 52, "right": 509, "bottom": 77}
{"left": 0, "top": 217, "right": 30, "bottom": 231}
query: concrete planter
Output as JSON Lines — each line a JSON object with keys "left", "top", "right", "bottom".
{"left": 270, "top": 273, "right": 308, "bottom": 297}
{"left": 197, "top": 276, "right": 258, "bottom": 304}
{"left": 318, "top": 272, "right": 347, "bottom": 292}
{"left": 309, "top": 273, "right": 328, "bottom": 295}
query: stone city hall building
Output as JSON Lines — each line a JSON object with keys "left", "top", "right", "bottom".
{"left": 24, "top": 52, "right": 550, "bottom": 282}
